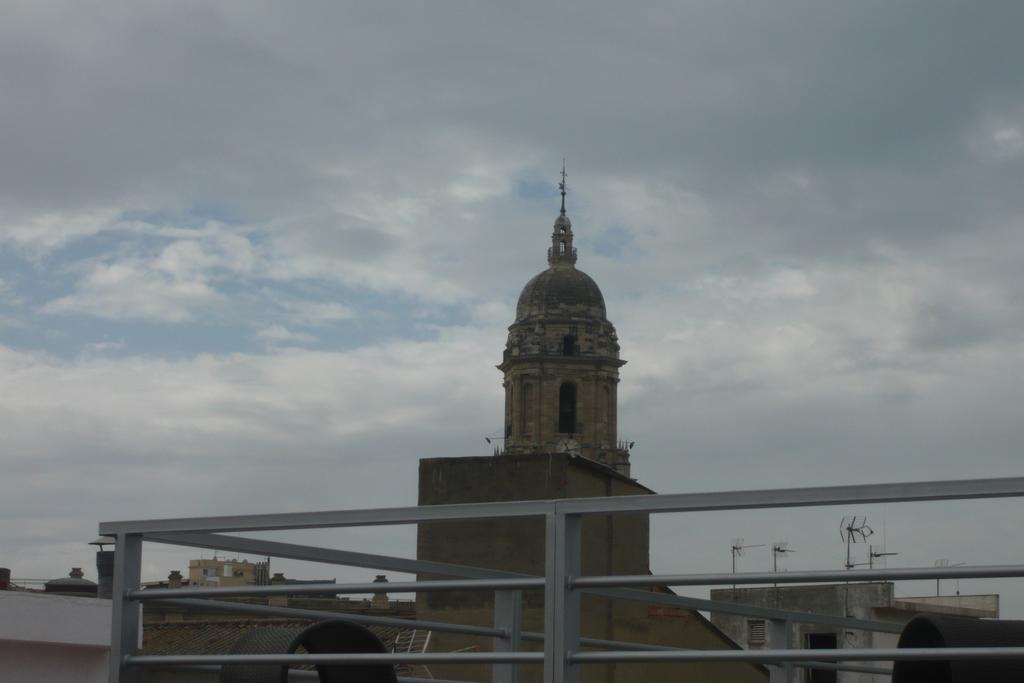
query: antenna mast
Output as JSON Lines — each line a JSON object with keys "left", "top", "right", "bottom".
{"left": 730, "top": 538, "right": 765, "bottom": 592}
{"left": 772, "top": 542, "right": 795, "bottom": 589}
{"left": 840, "top": 516, "right": 874, "bottom": 569}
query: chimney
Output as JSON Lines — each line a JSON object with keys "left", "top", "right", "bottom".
{"left": 371, "top": 574, "right": 389, "bottom": 609}
{"left": 90, "top": 536, "right": 116, "bottom": 599}
{"left": 69, "top": 567, "right": 84, "bottom": 579}
{"left": 268, "top": 572, "right": 289, "bottom": 607}
{"left": 96, "top": 551, "right": 114, "bottom": 599}
{"left": 0, "top": 567, "right": 10, "bottom": 590}
{"left": 168, "top": 570, "right": 183, "bottom": 589}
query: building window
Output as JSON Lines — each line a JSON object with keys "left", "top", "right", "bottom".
{"left": 747, "top": 619, "right": 766, "bottom": 645}
{"left": 806, "top": 633, "right": 838, "bottom": 683}
{"left": 507, "top": 384, "right": 514, "bottom": 435}
{"left": 519, "top": 383, "right": 532, "bottom": 435}
{"left": 558, "top": 382, "right": 576, "bottom": 434}
{"left": 603, "top": 385, "right": 611, "bottom": 438}
{"left": 559, "top": 240, "right": 566, "bottom": 255}
{"left": 562, "top": 335, "right": 576, "bottom": 356}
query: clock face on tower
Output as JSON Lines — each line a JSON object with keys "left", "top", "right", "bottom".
{"left": 556, "top": 437, "right": 581, "bottom": 456}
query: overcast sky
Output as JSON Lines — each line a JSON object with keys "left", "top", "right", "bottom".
{"left": 2, "top": 1, "right": 1024, "bottom": 614}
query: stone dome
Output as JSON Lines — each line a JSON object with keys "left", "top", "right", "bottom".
{"left": 44, "top": 567, "right": 97, "bottom": 596}
{"left": 515, "top": 266, "right": 607, "bottom": 322}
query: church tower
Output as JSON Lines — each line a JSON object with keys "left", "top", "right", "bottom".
{"left": 498, "top": 168, "right": 631, "bottom": 476}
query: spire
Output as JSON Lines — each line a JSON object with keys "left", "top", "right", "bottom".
{"left": 549, "top": 161, "right": 576, "bottom": 267}
{"left": 558, "top": 159, "right": 568, "bottom": 216}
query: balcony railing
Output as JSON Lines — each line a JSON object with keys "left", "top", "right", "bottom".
{"left": 102, "top": 475, "right": 1024, "bottom": 683}
{"left": 547, "top": 246, "right": 577, "bottom": 259}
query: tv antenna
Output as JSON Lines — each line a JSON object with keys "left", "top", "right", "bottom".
{"left": 731, "top": 538, "right": 766, "bottom": 573}
{"left": 933, "top": 559, "right": 966, "bottom": 596}
{"left": 840, "top": 516, "right": 874, "bottom": 569}
{"left": 730, "top": 538, "right": 765, "bottom": 592}
{"left": 772, "top": 542, "right": 795, "bottom": 573}
{"left": 869, "top": 545, "right": 899, "bottom": 570}
{"left": 772, "top": 542, "right": 795, "bottom": 589}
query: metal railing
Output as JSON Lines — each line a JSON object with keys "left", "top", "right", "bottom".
{"left": 102, "top": 475, "right": 1024, "bottom": 683}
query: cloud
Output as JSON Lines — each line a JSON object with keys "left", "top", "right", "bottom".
{"left": 41, "top": 259, "right": 223, "bottom": 322}
{"left": 0, "top": 314, "right": 23, "bottom": 329}
{"left": 254, "top": 325, "right": 318, "bottom": 347}
{"left": 81, "top": 339, "right": 126, "bottom": 355}
{"left": 0, "top": 207, "right": 123, "bottom": 254}
{"left": 0, "top": 325, "right": 503, "bottom": 576}
{"left": 280, "top": 301, "right": 356, "bottom": 326}
{"left": 1, "top": 1, "right": 1024, "bottom": 612}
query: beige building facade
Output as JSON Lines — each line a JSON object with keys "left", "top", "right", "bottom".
{"left": 187, "top": 557, "right": 263, "bottom": 587}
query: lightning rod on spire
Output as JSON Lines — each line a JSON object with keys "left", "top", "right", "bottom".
{"left": 559, "top": 159, "right": 567, "bottom": 215}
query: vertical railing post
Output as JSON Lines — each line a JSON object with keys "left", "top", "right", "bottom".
{"left": 494, "top": 590, "right": 523, "bottom": 683}
{"left": 544, "top": 510, "right": 581, "bottom": 683}
{"left": 108, "top": 533, "right": 142, "bottom": 683}
{"left": 768, "top": 618, "right": 794, "bottom": 683}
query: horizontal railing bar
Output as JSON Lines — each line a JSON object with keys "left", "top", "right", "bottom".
{"left": 154, "top": 596, "right": 678, "bottom": 653}
{"left": 128, "top": 652, "right": 544, "bottom": 666}
{"left": 146, "top": 534, "right": 897, "bottom": 635}
{"left": 573, "top": 635, "right": 686, "bottom": 652}
{"left": 148, "top": 533, "right": 892, "bottom": 638}
{"left": 145, "top": 531, "right": 526, "bottom": 581}
{"left": 154, "top": 665, "right": 318, "bottom": 680}
{"left": 145, "top": 542, "right": 791, "bottom": 653}
{"left": 101, "top": 499, "right": 550, "bottom": 534}
{"left": 573, "top": 564, "right": 1024, "bottom": 588}
{"left": 572, "top": 646, "right": 1024, "bottom": 663}
{"left": 135, "top": 564, "right": 902, "bottom": 636}
{"left": 800, "top": 661, "right": 891, "bottom": 675}
{"left": 100, "top": 476, "right": 1024, "bottom": 534}
{"left": 152, "top": 598, "right": 506, "bottom": 638}
{"left": 140, "top": 659, "right": 895, "bottom": 678}
{"left": 153, "top": 665, "right": 473, "bottom": 683}
{"left": 557, "top": 476, "right": 1024, "bottom": 516}
{"left": 583, "top": 587, "right": 904, "bottom": 633}
{"left": 531, "top": 630, "right": 701, "bottom": 652}
{"left": 131, "top": 577, "right": 542, "bottom": 601}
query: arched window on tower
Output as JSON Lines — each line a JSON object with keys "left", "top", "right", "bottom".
{"left": 558, "top": 382, "right": 577, "bottom": 434}
{"left": 562, "top": 335, "right": 576, "bottom": 356}
{"left": 603, "top": 384, "right": 611, "bottom": 442}
{"left": 506, "top": 383, "right": 514, "bottom": 438}
{"left": 519, "top": 382, "right": 532, "bottom": 436}
{"left": 559, "top": 240, "right": 566, "bottom": 255}
{"left": 559, "top": 226, "right": 567, "bottom": 235}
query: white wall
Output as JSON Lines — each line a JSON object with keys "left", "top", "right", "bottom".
{"left": 0, "top": 591, "right": 111, "bottom": 683}
{"left": 0, "top": 641, "right": 109, "bottom": 682}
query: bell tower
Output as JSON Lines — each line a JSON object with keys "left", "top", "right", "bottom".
{"left": 498, "top": 166, "right": 630, "bottom": 475}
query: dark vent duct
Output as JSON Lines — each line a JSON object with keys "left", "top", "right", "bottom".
{"left": 220, "top": 619, "right": 398, "bottom": 683}
{"left": 892, "top": 614, "right": 1024, "bottom": 683}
